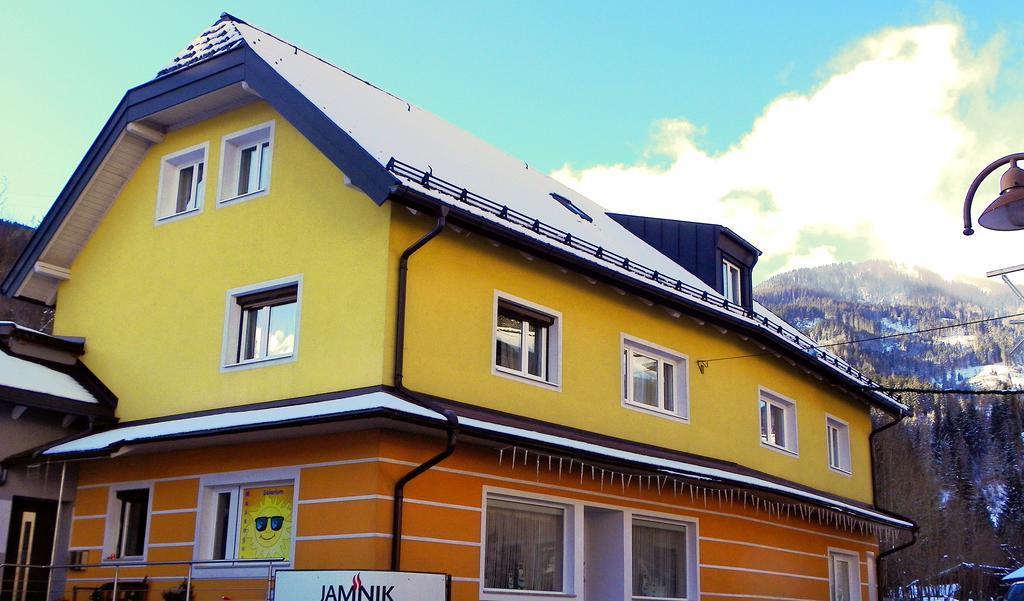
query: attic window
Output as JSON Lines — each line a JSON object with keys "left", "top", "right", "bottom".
{"left": 219, "top": 121, "right": 275, "bottom": 205}
{"left": 156, "top": 143, "right": 208, "bottom": 222}
{"left": 550, "top": 192, "right": 592, "bottom": 223}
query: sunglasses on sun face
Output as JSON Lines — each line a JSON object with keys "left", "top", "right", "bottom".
{"left": 254, "top": 516, "right": 284, "bottom": 532}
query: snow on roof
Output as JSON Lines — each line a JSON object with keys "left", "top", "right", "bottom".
{"left": 158, "top": 17, "right": 245, "bottom": 76}
{"left": 41, "top": 390, "right": 912, "bottom": 528}
{"left": 157, "top": 16, "right": 906, "bottom": 415}
{"left": 1007, "top": 565, "right": 1024, "bottom": 582}
{"left": 43, "top": 391, "right": 435, "bottom": 455}
{"left": 0, "top": 347, "right": 97, "bottom": 404}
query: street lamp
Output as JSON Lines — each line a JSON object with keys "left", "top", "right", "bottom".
{"left": 963, "top": 152, "right": 1024, "bottom": 235}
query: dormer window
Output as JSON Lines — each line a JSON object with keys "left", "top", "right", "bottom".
{"left": 722, "top": 258, "right": 742, "bottom": 305}
{"left": 219, "top": 121, "right": 275, "bottom": 205}
{"left": 156, "top": 143, "right": 208, "bottom": 222}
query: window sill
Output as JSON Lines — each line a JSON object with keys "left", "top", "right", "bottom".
{"left": 192, "top": 561, "right": 289, "bottom": 579}
{"left": 492, "top": 366, "right": 561, "bottom": 391}
{"left": 481, "top": 589, "right": 576, "bottom": 600}
{"left": 622, "top": 399, "right": 690, "bottom": 423}
{"left": 218, "top": 188, "right": 268, "bottom": 208}
{"left": 155, "top": 207, "right": 201, "bottom": 226}
{"left": 828, "top": 465, "right": 853, "bottom": 477}
{"left": 760, "top": 440, "right": 799, "bottom": 458}
{"left": 221, "top": 353, "right": 296, "bottom": 373}
{"left": 101, "top": 556, "right": 147, "bottom": 565}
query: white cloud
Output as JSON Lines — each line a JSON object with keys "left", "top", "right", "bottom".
{"left": 552, "top": 21, "right": 1024, "bottom": 283}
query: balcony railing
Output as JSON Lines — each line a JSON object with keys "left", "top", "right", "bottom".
{"left": 0, "top": 557, "right": 284, "bottom": 601}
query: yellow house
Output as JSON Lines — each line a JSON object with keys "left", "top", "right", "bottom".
{"left": 2, "top": 14, "right": 915, "bottom": 601}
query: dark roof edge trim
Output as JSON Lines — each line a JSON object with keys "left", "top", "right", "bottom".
{"left": 391, "top": 187, "right": 907, "bottom": 417}
{"left": 20, "top": 387, "right": 913, "bottom": 529}
{"left": 2, "top": 45, "right": 398, "bottom": 303}
{"left": 1, "top": 47, "right": 249, "bottom": 301}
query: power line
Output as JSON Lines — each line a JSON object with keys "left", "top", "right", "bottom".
{"left": 860, "top": 386, "right": 1024, "bottom": 396}
{"left": 698, "top": 310, "right": 1024, "bottom": 365}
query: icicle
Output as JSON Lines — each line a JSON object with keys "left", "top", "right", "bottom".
{"left": 626, "top": 474, "right": 633, "bottom": 492}
{"left": 580, "top": 463, "right": 585, "bottom": 485}
{"left": 621, "top": 473, "right": 626, "bottom": 494}
{"left": 656, "top": 476, "right": 662, "bottom": 495}
{"left": 600, "top": 469, "right": 605, "bottom": 490}
{"left": 672, "top": 480, "right": 678, "bottom": 496}
{"left": 558, "top": 457, "right": 563, "bottom": 480}
{"left": 548, "top": 455, "right": 552, "bottom": 471}
{"left": 702, "top": 488, "right": 707, "bottom": 506}
{"left": 499, "top": 448, "right": 505, "bottom": 465}
{"left": 523, "top": 449, "right": 528, "bottom": 465}
{"left": 536, "top": 456, "right": 540, "bottom": 481}
{"left": 591, "top": 466, "right": 595, "bottom": 481}
{"left": 688, "top": 484, "right": 694, "bottom": 503}
{"left": 568, "top": 458, "right": 574, "bottom": 474}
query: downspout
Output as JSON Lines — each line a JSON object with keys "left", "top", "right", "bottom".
{"left": 869, "top": 411, "right": 920, "bottom": 591}
{"left": 391, "top": 206, "right": 459, "bottom": 571}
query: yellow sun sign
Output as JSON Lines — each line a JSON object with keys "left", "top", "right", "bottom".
{"left": 238, "top": 485, "right": 293, "bottom": 560}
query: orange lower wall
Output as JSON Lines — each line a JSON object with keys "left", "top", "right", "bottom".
{"left": 66, "top": 428, "right": 881, "bottom": 601}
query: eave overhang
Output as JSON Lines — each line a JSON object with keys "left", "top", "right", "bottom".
{"left": 12, "top": 386, "right": 914, "bottom": 531}
{"left": 1, "top": 46, "right": 398, "bottom": 306}
{"left": 389, "top": 184, "right": 908, "bottom": 417}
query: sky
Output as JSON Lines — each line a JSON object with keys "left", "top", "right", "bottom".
{"left": 4, "top": 1, "right": 1024, "bottom": 283}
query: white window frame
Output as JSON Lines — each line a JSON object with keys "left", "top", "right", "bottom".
{"left": 481, "top": 491, "right": 577, "bottom": 599}
{"left": 722, "top": 258, "right": 742, "bottom": 305}
{"left": 491, "top": 291, "right": 562, "bottom": 391}
{"left": 826, "top": 414, "right": 853, "bottom": 475}
{"left": 221, "top": 275, "right": 302, "bottom": 372}
{"left": 155, "top": 142, "right": 209, "bottom": 224}
{"left": 217, "top": 120, "right": 275, "bottom": 207}
{"left": 479, "top": 487, "right": 699, "bottom": 601}
{"left": 828, "top": 548, "right": 862, "bottom": 601}
{"left": 193, "top": 467, "right": 298, "bottom": 578}
{"left": 758, "top": 387, "right": 799, "bottom": 456}
{"left": 101, "top": 482, "right": 154, "bottom": 563}
{"left": 620, "top": 335, "right": 689, "bottom": 422}
{"left": 629, "top": 514, "right": 699, "bottom": 601}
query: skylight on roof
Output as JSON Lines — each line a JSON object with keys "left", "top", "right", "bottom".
{"left": 550, "top": 192, "right": 593, "bottom": 223}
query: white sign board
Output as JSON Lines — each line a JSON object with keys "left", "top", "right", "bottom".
{"left": 275, "top": 570, "right": 449, "bottom": 601}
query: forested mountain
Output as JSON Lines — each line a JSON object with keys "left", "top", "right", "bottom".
{"left": 757, "top": 260, "right": 1024, "bottom": 598}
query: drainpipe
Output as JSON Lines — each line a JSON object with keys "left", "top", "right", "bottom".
{"left": 391, "top": 206, "right": 459, "bottom": 571}
{"left": 869, "top": 412, "right": 920, "bottom": 591}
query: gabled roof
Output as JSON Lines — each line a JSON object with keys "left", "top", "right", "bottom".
{"left": 1, "top": 14, "right": 907, "bottom": 416}
{"left": 0, "top": 321, "right": 116, "bottom": 418}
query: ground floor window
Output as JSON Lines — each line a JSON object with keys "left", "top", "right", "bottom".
{"left": 632, "top": 519, "right": 689, "bottom": 599}
{"left": 482, "top": 491, "right": 697, "bottom": 601}
{"left": 829, "top": 550, "right": 862, "bottom": 601}
{"left": 103, "top": 485, "right": 151, "bottom": 561}
{"left": 483, "top": 498, "right": 567, "bottom": 592}
{"left": 199, "top": 481, "right": 295, "bottom": 562}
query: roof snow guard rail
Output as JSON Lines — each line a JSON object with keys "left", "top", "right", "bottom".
{"left": 385, "top": 158, "right": 904, "bottom": 411}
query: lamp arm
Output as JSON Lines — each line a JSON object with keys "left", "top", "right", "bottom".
{"left": 963, "top": 152, "right": 1024, "bottom": 235}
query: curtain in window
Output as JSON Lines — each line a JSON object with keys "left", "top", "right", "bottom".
{"left": 632, "top": 520, "right": 687, "bottom": 599}
{"left": 631, "top": 352, "right": 659, "bottom": 407}
{"left": 484, "top": 500, "right": 563, "bottom": 591}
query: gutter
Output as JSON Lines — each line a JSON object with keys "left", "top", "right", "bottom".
{"left": 390, "top": 206, "right": 459, "bottom": 571}
{"left": 869, "top": 413, "right": 920, "bottom": 581}
{"left": 391, "top": 186, "right": 906, "bottom": 417}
